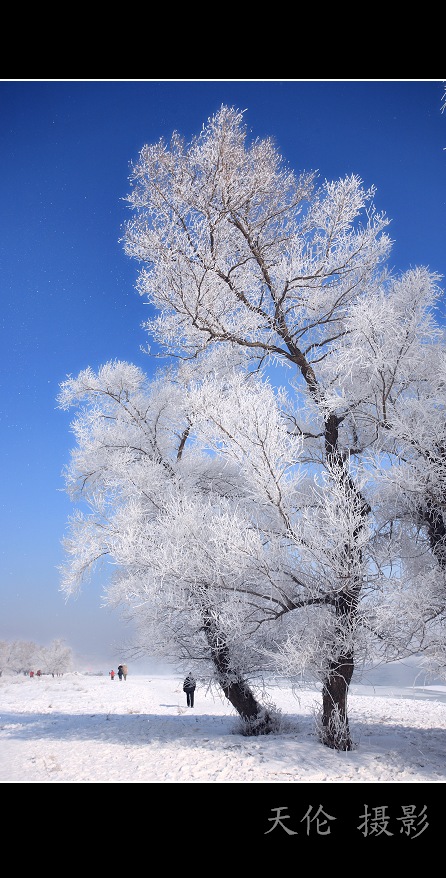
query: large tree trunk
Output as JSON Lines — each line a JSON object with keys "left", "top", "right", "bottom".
{"left": 321, "top": 638, "right": 355, "bottom": 750}
{"left": 319, "top": 426, "right": 370, "bottom": 750}
{"left": 320, "top": 564, "right": 363, "bottom": 750}
{"left": 423, "top": 499, "right": 446, "bottom": 570}
{"left": 321, "top": 589, "right": 357, "bottom": 750}
{"left": 203, "top": 610, "right": 277, "bottom": 735}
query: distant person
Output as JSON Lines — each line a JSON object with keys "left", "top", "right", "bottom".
{"left": 36, "top": 670, "right": 42, "bottom": 678}
{"left": 183, "top": 672, "right": 196, "bottom": 708}
{"left": 122, "top": 664, "right": 128, "bottom": 680}
{"left": 109, "top": 669, "right": 115, "bottom": 681}
{"left": 29, "top": 671, "right": 34, "bottom": 678}
{"left": 117, "top": 665, "right": 123, "bottom": 681}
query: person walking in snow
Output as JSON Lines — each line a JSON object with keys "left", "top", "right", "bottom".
{"left": 121, "top": 664, "right": 128, "bottom": 680}
{"left": 183, "top": 672, "right": 196, "bottom": 707}
{"left": 109, "top": 669, "right": 115, "bottom": 681}
{"left": 117, "top": 665, "right": 123, "bottom": 681}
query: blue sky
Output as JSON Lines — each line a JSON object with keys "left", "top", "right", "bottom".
{"left": 1, "top": 79, "right": 445, "bottom": 669}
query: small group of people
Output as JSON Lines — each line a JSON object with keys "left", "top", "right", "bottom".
{"left": 109, "top": 664, "right": 128, "bottom": 681}
{"left": 117, "top": 664, "right": 128, "bottom": 680}
{"left": 183, "top": 672, "right": 196, "bottom": 707}
{"left": 29, "top": 670, "right": 41, "bottom": 678}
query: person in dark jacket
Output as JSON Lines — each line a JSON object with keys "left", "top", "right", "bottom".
{"left": 183, "top": 673, "right": 196, "bottom": 707}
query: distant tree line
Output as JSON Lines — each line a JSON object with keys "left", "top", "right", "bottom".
{"left": 0, "top": 638, "right": 73, "bottom": 676}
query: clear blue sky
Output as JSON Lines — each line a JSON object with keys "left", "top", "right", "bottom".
{"left": 1, "top": 80, "right": 445, "bottom": 670}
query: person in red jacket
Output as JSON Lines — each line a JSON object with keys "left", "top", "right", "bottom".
{"left": 109, "top": 669, "right": 115, "bottom": 681}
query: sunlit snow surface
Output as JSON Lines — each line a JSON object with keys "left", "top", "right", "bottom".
{"left": 0, "top": 672, "right": 445, "bottom": 786}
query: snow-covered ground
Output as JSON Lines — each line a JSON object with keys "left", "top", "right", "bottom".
{"left": 2, "top": 669, "right": 444, "bottom": 843}
{"left": 1, "top": 671, "right": 444, "bottom": 786}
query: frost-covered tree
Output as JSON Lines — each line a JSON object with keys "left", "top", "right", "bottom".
{"left": 59, "top": 360, "right": 381, "bottom": 744}
{"left": 58, "top": 334, "right": 442, "bottom": 748}
{"left": 118, "top": 105, "right": 443, "bottom": 748}
{"left": 6, "top": 640, "right": 39, "bottom": 675}
{"left": 362, "top": 321, "right": 446, "bottom": 679}
{"left": 36, "top": 639, "right": 73, "bottom": 676}
{"left": 57, "top": 361, "right": 282, "bottom": 733}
